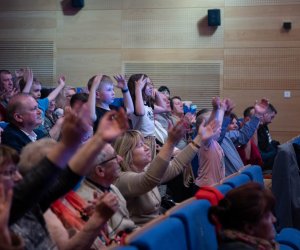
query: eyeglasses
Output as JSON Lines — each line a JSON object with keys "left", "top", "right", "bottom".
{"left": 97, "top": 155, "right": 118, "bottom": 166}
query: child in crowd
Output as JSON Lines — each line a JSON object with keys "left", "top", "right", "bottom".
{"left": 87, "top": 74, "right": 134, "bottom": 131}
{"left": 193, "top": 97, "right": 229, "bottom": 187}
{"left": 127, "top": 74, "right": 166, "bottom": 159}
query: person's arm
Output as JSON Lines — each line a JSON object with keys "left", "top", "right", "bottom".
{"left": 10, "top": 105, "right": 93, "bottom": 224}
{"left": 115, "top": 120, "right": 186, "bottom": 198}
{"left": 228, "top": 98, "right": 269, "bottom": 146}
{"left": 47, "top": 75, "right": 66, "bottom": 102}
{"left": 48, "top": 117, "right": 64, "bottom": 140}
{"left": 153, "top": 88, "right": 166, "bottom": 114}
{"left": 47, "top": 193, "right": 118, "bottom": 250}
{"left": 39, "top": 108, "right": 129, "bottom": 212}
{"left": 68, "top": 108, "right": 129, "bottom": 176}
{"left": 87, "top": 74, "right": 103, "bottom": 122}
{"left": 134, "top": 75, "right": 147, "bottom": 116}
{"left": 161, "top": 118, "right": 220, "bottom": 183}
{"left": 114, "top": 74, "right": 134, "bottom": 115}
{"left": 21, "top": 68, "right": 33, "bottom": 94}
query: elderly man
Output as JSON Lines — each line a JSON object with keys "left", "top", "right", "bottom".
{"left": 2, "top": 93, "right": 45, "bottom": 152}
{"left": 75, "top": 143, "right": 138, "bottom": 243}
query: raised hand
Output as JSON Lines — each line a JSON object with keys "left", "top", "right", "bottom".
{"left": 184, "top": 112, "right": 196, "bottom": 125}
{"left": 96, "top": 108, "right": 129, "bottom": 143}
{"left": 223, "top": 98, "right": 235, "bottom": 115}
{"left": 15, "top": 68, "right": 24, "bottom": 78}
{"left": 92, "top": 74, "right": 103, "bottom": 90}
{"left": 10, "top": 87, "right": 19, "bottom": 97}
{"left": 254, "top": 98, "right": 269, "bottom": 116}
{"left": 114, "top": 74, "right": 127, "bottom": 91}
{"left": 212, "top": 97, "right": 221, "bottom": 110}
{"left": 93, "top": 192, "right": 119, "bottom": 221}
{"left": 135, "top": 75, "right": 147, "bottom": 91}
{"left": 167, "top": 120, "right": 187, "bottom": 146}
{"left": 23, "top": 68, "right": 33, "bottom": 84}
{"left": 60, "top": 104, "right": 92, "bottom": 147}
{"left": 58, "top": 75, "right": 66, "bottom": 88}
{"left": 198, "top": 119, "right": 220, "bottom": 142}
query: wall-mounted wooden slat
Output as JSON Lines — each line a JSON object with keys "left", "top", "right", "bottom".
{"left": 225, "top": 0, "right": 300, "bottom": 6}
{"left": 122, "top": 8, "right": 224, "bottom": 49}
{"left": 224, "top": 48, "right": 300, "bottom": 90}
{"left": 0, "top": 41, "right": 55, "bottom": 86}
{"left": 124, "top": 62, "right": 221, "bottom": 110}
{"left": 122, "top": 0, "right": 224, "bottom": 9}
{"left": 225, "top": 5, "right": 300, "bottom": 47}
{"left": 0, "top": 0, "right": 56, "bottom": 11}
{"left": 56, "top": 10, "right": 121, "bottom": 49}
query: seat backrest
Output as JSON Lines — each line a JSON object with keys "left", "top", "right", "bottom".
{"left": 169, "top": 199, "right": 218, "bottom": 250}
{"left": 222, "top": 173, "right": 251, "bottom": 188}
{"left": 276, "top": 228, "right": 300, "bottom": 250}
{"left": 109, "top": 246, "right": 139, "bottom": 250}
{"left": 215, "top": 183, "right": 232, "bottom": 195}
{"left": 127, "top": 217, "right": 188, "bottom": 250}
{"left": 240, "top": 165, "right": 264, "bottom": 185}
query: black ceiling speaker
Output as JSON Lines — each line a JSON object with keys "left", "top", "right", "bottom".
{"left": 72, "top": 0, "right": 84, "bottom": 8}
{"left": 208, "top": 9, "right": 221, "bottom": 26}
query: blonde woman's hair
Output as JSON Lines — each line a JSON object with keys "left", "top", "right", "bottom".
{"left": 19, "top": 138, "right": 57, "bottom": 175}
{"left": 113, "top": 130, "right": 144, "bottom": 172}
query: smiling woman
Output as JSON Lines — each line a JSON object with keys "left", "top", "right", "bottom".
{"left": 113, "top": 118, "right": 219, "bottom": 226}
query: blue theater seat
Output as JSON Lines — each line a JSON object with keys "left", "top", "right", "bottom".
{"left": 110, "top": 247, "right": 138, "bottom": 250}
{"left": 169, "top": 199, "right": 218, "bottom": 250}
{"left": 240, "top": 165, "right": 264, "bottom": 185}
{"left": 222, "top": 173, "right": 251, "bottom": 188}
{"left": 276, "top": 228, "right": 300, "bottom": 250}
{"left": 215, "top": 183, "right": 232, "bottom": 195}
{"left": 128, "top": 217, "right": 188, "bottom": 250}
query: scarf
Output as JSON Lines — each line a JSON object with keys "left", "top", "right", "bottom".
{"left": 221, "top": 229, "right": 279, "bottom": 250}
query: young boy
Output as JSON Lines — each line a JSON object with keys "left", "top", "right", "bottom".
{"left": 87, "top": 74, "right": 133, "bottom": 131}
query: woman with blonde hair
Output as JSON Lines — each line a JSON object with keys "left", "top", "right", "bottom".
{"left": 113, "top": 118, "right": 218, "bottom": 226}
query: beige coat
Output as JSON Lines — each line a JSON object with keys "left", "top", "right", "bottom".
{"left": 114, "top": 144, "right": 197, "bottom": 226}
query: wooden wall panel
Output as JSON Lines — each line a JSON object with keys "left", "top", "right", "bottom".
{"left": 123, "top": 61, "right": 221, "bottom": 110}
{"left": 56, "top": 10, "right": 121, "bottom": 49}
{"left": 225, "top": 5, "right": 300, "bottom": 47}
{"left": 1, "top": 0, "right": 300, "bottom": 141}
{"left": 222, "top": 89, "right": 300, "bottom": 142}
{"left": 0, "top": 11, "right": 56, "bottom": 40}
{"left": 122, "top": 0, "right": 224, "bottom": 9}
{"left": 122, "top": 8, "right": 223, "bottom": 48}
{"left": 56, "top": 49, "right": 122, "bottom": 86}
{"left": 0, "top": 0, "right": 56, "bottom": 11}
{"left": 122, "top": 49, "right": 224, "bottom": 61}
{"left": 225, "top": 0, "right": 300, "bottom": 6}
{"left": 224, "top": 48, "right": 300, "bottom": 90}
{"left": 64, "top": 0, "right": 122, "bottom": 10}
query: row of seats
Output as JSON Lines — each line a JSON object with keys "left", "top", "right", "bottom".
{"left": 110, "top": 165, "right": 300, "bottom": 250}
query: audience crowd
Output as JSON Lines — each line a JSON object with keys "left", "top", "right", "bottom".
{"left": 0, "top": 68, "right": 281, "bottom": 249}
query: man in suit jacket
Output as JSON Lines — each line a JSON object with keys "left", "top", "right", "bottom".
{"left": 2, "top": 93, "right": 45, "bottom": 152}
